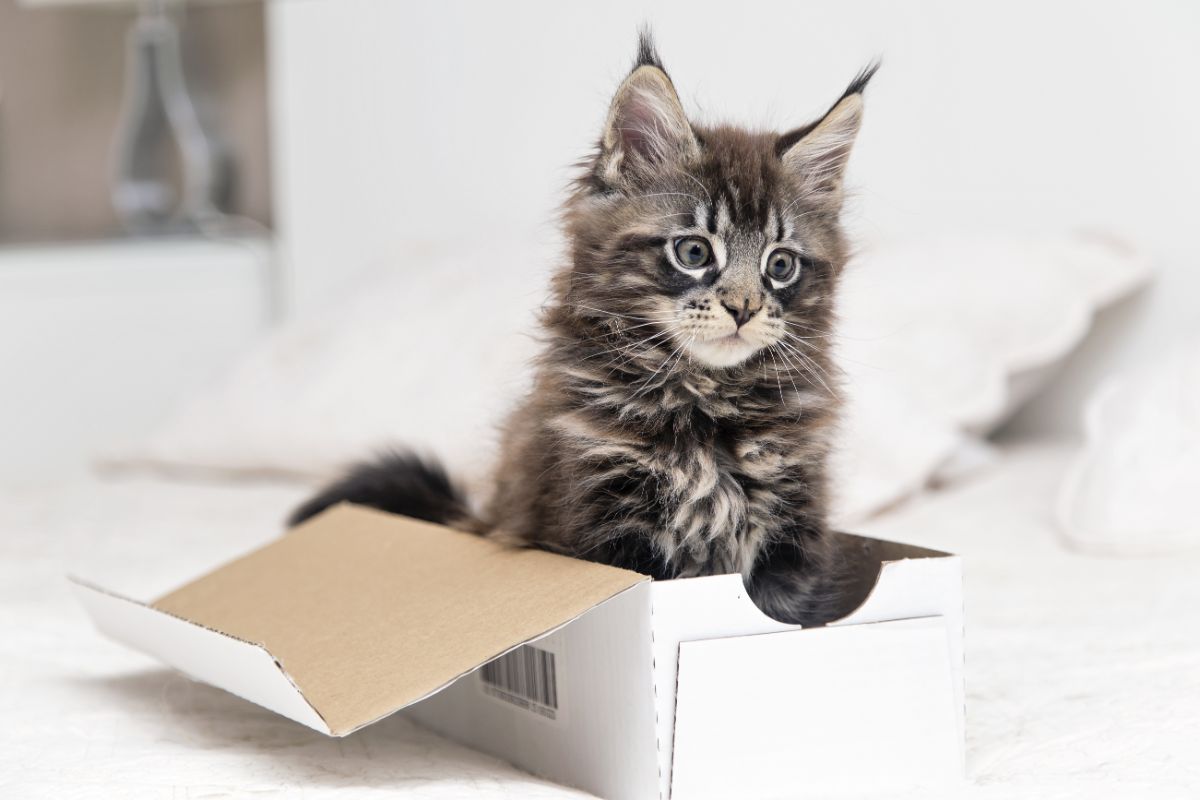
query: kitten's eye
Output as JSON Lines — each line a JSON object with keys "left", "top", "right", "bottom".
{"left": 765, "top": 249, "right": 800, "bottom": 284}
{"left": 673, "top": 237, "right": 713, "bottom": 269}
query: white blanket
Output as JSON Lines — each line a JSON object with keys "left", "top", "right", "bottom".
{"left": 2, "top": 440, "right": 1197, "bottom": 798}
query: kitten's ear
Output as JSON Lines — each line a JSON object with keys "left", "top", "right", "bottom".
{"left": 778, "top": 63, "right": 878, "bottom": 204}
{"left": 599, "top": 34, "right": 698, "bottom": 185}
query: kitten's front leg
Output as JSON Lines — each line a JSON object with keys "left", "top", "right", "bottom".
{"left": 576, "top": 530, "right": 676, "bottom": 581}
{"left": 745, "top": 534, "right": 838, "bottom": 626}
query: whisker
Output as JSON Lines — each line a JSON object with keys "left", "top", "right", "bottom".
{"left": 778, "top": 349, "right": 807, "bottom": 416}
{"left": 574, "top": 304, "right": 676, "bottom": 322}
{"left": 780, "top": 320, "right": 839, "bottom": 340}
{"left": 783, "top": 318, "right": 888, "bottom": 345}
{"left": 779, "top": 331, "right": 821, "bottom": 351}
{"left": 775, "top": 340, "right": 837, "bottom": 399}
{"left": 776, "top": 337, "right": 833, "bottom": 380}
{"left": 633, "top": 336, "right": 688, "bottom": 398}
{"left": 574, "top": 319, "right": 669, "bottom": 348}
{"left": 764, "top": 345, "right": 787, "bottom": 405}
{"left": 657, "top": 334, "right": 695, "bottom": 389}
{"left": 595, "top": 329, "right": 676, "bottom": 370}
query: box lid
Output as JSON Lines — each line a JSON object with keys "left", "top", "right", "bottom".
{"left": 72, "top": 503, "right": 647, "bottom": 736}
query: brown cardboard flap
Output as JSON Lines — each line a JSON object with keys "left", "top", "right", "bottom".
{"left": 153, "top": 503, "right": 647, "bottom": 736}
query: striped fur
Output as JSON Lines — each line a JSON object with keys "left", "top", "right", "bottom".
{"left": 294, "top": 34, "right": 875, "bottom": 625}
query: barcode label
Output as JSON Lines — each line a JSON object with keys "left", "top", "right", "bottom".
{"left": 479, "top": 644, "right": 560, "bottom": 721}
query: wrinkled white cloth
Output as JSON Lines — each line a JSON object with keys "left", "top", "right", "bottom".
{"left": 1058, "top": 340, "right": 1200, "bottom": 555}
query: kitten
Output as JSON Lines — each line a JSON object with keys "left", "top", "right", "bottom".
{"left": 291, "top": 34, "right": 876, "bottom": 625}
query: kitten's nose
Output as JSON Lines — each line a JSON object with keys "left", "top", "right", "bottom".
{"left": 721, "top": 299, "right": 759, "bottom": 328}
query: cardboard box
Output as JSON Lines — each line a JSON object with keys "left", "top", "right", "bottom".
{"left": 73, "top": 504, "right": 964, "bottom": 800}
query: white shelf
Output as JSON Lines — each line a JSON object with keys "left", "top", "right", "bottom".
{"left": 0, "top": 236, "right": 275, "bottom": 484}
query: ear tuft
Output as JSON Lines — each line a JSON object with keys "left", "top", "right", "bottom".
{"left": 841, "top": 60, "right": 880, "bottom": 102}
{"left": 777, "top": 61, "right": 879, "bottom": 203}
{"left": 635, "top": 27, "right": 664, "bottom": 71}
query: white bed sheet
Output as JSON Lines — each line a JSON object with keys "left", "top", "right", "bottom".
{"left": 1, "top": 440, "right": 1197, "bottom": 799}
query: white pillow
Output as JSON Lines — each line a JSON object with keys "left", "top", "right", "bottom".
{"left": 829, "top": 233, "right": 1151, "bottom": 519}
{"left": 111, "top": 232, "right": 1150, "bottom": 524}
{"left": 115, "top": 236, "right": 551, "bottom": 491}
{"left": 1057, "top": 340, "right": 1200, "bottom": 555}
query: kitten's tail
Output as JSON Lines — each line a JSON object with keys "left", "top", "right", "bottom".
{"left": 288, "top": 451, "right": 478, "bottom": 531}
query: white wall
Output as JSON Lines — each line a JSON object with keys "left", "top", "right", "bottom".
{"left": 268, "top": 0, "right": 1200, "bottom": 433}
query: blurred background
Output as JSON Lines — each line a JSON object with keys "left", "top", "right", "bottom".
{"left": 2, "top": 0, "right": 1197, "bottom": 486}
{"left": 4, "top": 3, "right": 1200, "bottom": 796}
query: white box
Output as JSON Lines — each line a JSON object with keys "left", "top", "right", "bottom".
{"left": 73, "top": 504, "right": 964, "bottom": 799}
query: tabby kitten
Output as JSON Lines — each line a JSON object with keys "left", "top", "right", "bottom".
{"left": 292, "top": 35, "right": 876, "bottom": 625}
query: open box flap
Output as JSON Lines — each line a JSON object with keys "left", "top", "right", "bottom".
{"left": 71, "top": 578, "right": 332, "bottom": 732}
{"left": 74, "top": 504, "right": 647, "bottom": 736}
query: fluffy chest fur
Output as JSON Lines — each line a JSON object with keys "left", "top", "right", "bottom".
{"left": 486, "top": 355, "right": 837, "bottom": 581}
{"left": 559, "top": 414, "right": 824, "bottom": 577}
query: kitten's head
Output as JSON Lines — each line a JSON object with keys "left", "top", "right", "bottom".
{"left": 561, "top": 34, "right": 875, "bottom": 376}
